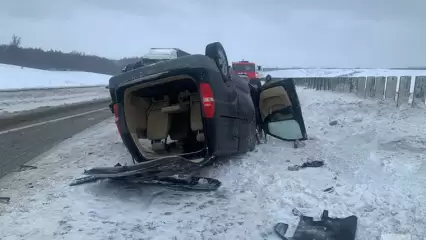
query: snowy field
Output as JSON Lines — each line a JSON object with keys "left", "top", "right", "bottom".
{"left": 266, "top": 68, "right": 426, "bottom": 78}
{"left": 1, "top": 86, "right": 425, "bottom": 239}
{"left": 0, "top": 64, "right": 110, "bottom": 90}
{"left": 0, "top": 64, "right": 111, "bottom": 114}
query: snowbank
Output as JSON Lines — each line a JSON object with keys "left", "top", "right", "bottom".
{"left": 1, "top": 87, "right": 425, "bottom": 239}
{"left": 0, "top": 64, "right": 111, "bottom": 90}
{"left": 0, "top": 87, "right": 110, "bottom": 114}
{"left": 0, "top": 64, "right": 111, "bottom": 114}
{"left": 266, "top": 68, "right": 426, "bottom": 78}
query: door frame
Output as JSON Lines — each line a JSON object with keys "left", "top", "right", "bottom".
{"left": 259, "top": 78, "right": 308, "bottom": 142}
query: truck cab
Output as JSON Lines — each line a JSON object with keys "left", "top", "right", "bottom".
{"left": 232, "top": 60, "right": 256, "bottom": 79}
{"left": 232, "top": 60, "right": 263, "bottom": 88}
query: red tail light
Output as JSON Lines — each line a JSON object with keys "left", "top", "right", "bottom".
{"left": 113, "top": 103, "right": 121, "bottom": 134}
{"left": 200, "top": 83, "right": 215, "bottom": 118}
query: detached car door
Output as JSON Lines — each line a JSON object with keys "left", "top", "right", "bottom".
{"left": 259, "top": 78, "right": 308, "bottom": 141}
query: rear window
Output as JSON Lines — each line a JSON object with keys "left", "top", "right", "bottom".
{"left": 232, "top": 63, "right": 255, "bottom": 72}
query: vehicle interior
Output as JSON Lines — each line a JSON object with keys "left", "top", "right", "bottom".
{"left": 259, "top": 85, "right": 293, "bottom": 121}
{"left": 122, "top": 74, "right": 206, "bottom": 161}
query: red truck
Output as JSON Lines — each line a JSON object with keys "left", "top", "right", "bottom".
{"left": 231, "top": 60, "right": 263, "bottom": 87}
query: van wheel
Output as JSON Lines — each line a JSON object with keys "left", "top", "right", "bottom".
{"left": 205, "top": 42, "right": 230, "bottom": 80}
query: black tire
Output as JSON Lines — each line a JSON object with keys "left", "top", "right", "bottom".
{"left": 205, "top": 42, "right": 230, "bottom": 80}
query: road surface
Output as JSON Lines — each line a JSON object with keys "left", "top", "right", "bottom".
{"left": 0, "top": 100, "right": 112, "bottom": 178}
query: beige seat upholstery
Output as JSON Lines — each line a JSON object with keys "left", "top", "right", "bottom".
{"left": 147, "top": 98, "right": 171, "bottom": 141}
{"left": 190, "top": 94, "right": 203, "bottom": 131}
{"left": 190, "top": 94, "right": 204, "bottom": 142}
{"left": 125, "top": 95, "right": 151, "bottom": 138}
{"left": 259, "top": 86, "right": 293, "bottom": 120}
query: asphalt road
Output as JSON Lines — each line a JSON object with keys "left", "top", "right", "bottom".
{"left": 0, "top": 101, "right": 112, "bottom": 178}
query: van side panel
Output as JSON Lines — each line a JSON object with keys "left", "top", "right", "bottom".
{"left": 200, "top": 70, "right": 239, "bottom": 156}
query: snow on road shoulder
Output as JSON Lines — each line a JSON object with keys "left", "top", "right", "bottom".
{"left": 0, "top": 64, "right": 110, "bottom": 90}
{"left": 0, "top": 87, "right": 110, "bottom": 115}
{"left": 0, "top": 64, "right": 111, "bottom": 114}
{"left": 1, "top": 89, "right": 426, "bottom": 239}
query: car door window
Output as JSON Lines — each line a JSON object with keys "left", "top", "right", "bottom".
{"left": 259, "top": 80, "right": 308, "bottom": 141}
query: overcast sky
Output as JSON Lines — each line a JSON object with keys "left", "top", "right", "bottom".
{"left": 1, "top": 0, "right": 424, "bottom": 68}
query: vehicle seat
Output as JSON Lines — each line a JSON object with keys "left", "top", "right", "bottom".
{"left": 190, "top": 94, "right": 205, "bottom": 142}
{"left": 147, "top": 97, "right": 171, "bottom": 151}
{"left": 127, "top": 95, "right": 150, "bottom": 138}
{"left": 259, "top": 86, "right": 293, "bottom": 121}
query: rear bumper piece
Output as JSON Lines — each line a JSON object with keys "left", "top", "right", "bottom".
{"left": 83, "top": 156, "right": 214, "bottom": 178}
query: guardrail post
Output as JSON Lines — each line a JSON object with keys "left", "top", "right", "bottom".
{"left": 408, "top": 76, "right": 416, "bottom": 107}
{"left": 385, "top": 76, "right": 397, "bottom": 100}
{"left": 350, "top": 77, "right": 354, "bottom": 92}
{"left": 395, "top": 76, "right": 401, "bottom": 106}
{"left": 374, "top": 76, "right": 386, "bottom": 100}
{"left": 356, "top": 77, "right": 366, "bottom": 97}
{"left": 413, "top": 76, "right": 426, "bottom": 106}
{"left": 396, "top": 76, "right": 411, "bottom": 106}
{"left": 332, "top": 78, "right": 338, "bottom": 91}
{"left": 365, "top": 76, "right": 375, "bottom": 98}
{"left": 343, "top": 77, "right": 350, "bottom": 92}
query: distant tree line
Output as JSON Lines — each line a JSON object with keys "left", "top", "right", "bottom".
{"left": 0, "top": 35, "right": 141, "bottom": 75}
{"left": 2, "top": 35, "right": 424, "bottom": 75}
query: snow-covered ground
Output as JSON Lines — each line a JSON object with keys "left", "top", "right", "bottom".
{"left": 0, "top": 87, "right": 110, "bottom": 115}
{"left": 0, "top": 64, "right": 111, "bottom": 114}
{"left": 266, "top": 68, "right": 426, "bottom": 78}
{"left": 0, "top": 64, "right": 110, "bottom": 90}
{"left": 1, "top": 86, "right": 425, "bottom": 239}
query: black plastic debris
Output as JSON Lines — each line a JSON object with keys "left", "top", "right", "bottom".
{"left": 329, "top": 120, "right": 338, "bottom": 126}
{"left": 292, "top": 208, "right": 303, "bottom": 217}
{"left": 293, "top": 140, "right": 306, "bottom": 149}
{"left": 14, "top": 165, "right": 37, "bottom": 172}
{"left": 0, "top": 197, "right": 10, "bottom": 204}
{"left": 70, "top": 175, "right": 221, "bottom": 191}
{"left": 274, "top": 210, "right": 358, "bottom": 240}
{"left": 288, "top": 160, "right": 324, "bottom": 171}
{"left": 70, "top": 159, "right": 222, "bottom": 191}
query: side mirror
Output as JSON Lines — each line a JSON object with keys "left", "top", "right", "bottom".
{"left": 257, "top": 65, "right": 262, "bottom": 71}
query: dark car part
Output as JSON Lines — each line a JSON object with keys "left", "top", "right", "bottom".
{"left": 70, "top": 159, "right": 221, "bottom": 191}
{"left": 274, "top": 210, "right": 358, "bottom": 240}
{"left": 0, "top": 197, "right": 10, "bottom": 204}
{"left": 287, "top": 160, "right": 324, "bottom": 171}
{"left": 70, "top": 175, "right": 221, "bottom": 191}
